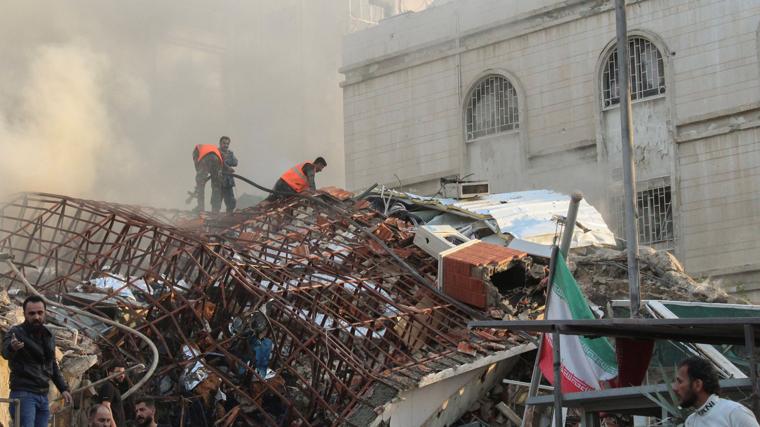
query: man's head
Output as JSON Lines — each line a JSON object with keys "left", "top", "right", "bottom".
{"left": 89, "top": 404, "right": 113, "bottom": 427}
{"left": 314, "top": 157, "right": 327, "bottom": 173}
{"left": 134, "top": 396, "right": 157, "bottom": 426}
{"left": 22, "top": 295, "right": 46, "bottom": 329}
{"left": 110, "top": 365, "right": 126, "bottom": 383}
{"left": 219, "top": 136, "right": 231, "bottom": 152}
{"left": 672, "top": 356, "right": 720, "bottom": 408}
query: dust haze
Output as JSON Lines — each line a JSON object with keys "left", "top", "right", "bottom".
{"left": 0, "top": 1, "right": 347, "bottom": 207}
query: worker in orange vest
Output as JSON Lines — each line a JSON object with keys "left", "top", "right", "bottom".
{"left": 192, "top": 144, "right": 224, "bottom": 213}
{"left": 266, "top": 157, "right": 327, "bottom": 201}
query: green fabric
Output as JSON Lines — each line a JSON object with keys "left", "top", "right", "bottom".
{"left": 553, "top": 253, "right": 618, "bottom": 374}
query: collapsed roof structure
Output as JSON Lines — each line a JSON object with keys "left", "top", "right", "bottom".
{"left": 0, "top": 188, "right": 741, "bottom": 426}
{"left": 0, "top": 191, "right": 533, "bottom": 426}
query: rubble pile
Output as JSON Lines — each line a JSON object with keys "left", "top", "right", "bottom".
{"left": 0, "top": 192, "right": 519, "bottom": 427}
{"left": 0, "top": 190, "right": 736, "bottom": 426}
{"left": 570, "top": 246, "right": 731, "bottom": 306}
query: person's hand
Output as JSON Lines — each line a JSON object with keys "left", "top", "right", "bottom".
{"left": 62, "top": 391, "right": 73, "bottom": 406}
{"left": 10, "top": 333, "right": 24, "bottom": 351}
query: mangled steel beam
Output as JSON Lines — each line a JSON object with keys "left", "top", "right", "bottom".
{"left": 0, "top": 192, "right": 519, "bottom": 426}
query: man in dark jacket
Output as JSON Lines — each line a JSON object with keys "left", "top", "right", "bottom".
{"left": 218, "top": 136, "right": 238, "bottom": 214}
{"left": 2, "top": 295, "right": 72, "bottom": 427}
{"left": 98, "top": 365, "right": 127, "bottom": 427}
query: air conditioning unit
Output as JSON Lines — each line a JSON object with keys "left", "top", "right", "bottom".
{"left": 455, "top": 181, "right": 489, "bottom": 199}
{"left": 413, "top": 225, "right": 471, "bottom": 258}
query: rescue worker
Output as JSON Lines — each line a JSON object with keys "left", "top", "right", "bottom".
{"left": 266, "top": 157, "right": 327, "bottom": 201}
{"left": 218, "top": 136, "right": 238, "bottom": 214}
{"left": 192, "top": 143, "right": 223, "bottom": 213}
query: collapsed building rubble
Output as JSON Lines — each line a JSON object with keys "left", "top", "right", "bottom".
{"left": 0, "top": 189, "right": 738, "bottom": 427}
{"left": 0, "top": 192, "right": 528, "bottom": 426}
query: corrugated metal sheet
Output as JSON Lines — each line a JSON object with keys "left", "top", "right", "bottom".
{"left": 391, "top": 189, "right": 616, "bottom": 248}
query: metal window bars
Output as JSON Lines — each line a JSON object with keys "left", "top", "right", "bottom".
{"left": 636, "top": 185, "right": 674, "bottom": 247}
{"left": 602, "top": 37, "right": 666, "bottom": 108}
{"left": 465, "top": 75, "right": 519, "bottom": 141}
{"left": 612, "top": 185, "right": 674, "bottom": 247}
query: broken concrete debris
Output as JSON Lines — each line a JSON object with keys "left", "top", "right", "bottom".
{"left": 0, "top": 190, "right": 735, "bottom": 426}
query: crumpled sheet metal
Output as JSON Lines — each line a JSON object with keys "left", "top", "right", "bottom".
{"left": 0, "top": 192, "right": 508, "bottom": 426}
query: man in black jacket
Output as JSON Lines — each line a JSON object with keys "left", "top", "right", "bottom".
{"left": 2, "top": 295, "right": 72, "bottom": 427}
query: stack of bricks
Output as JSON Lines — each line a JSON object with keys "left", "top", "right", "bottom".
{"left": 442, "top": 241, "right": 526, "bottom": 309}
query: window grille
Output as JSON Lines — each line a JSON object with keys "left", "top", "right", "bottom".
{"left": 613, "top": 184, "right": 674, "bottom": 247}
{"left": 602, "top": 37, "right": 666, "bottom": 107}
{"left": 465, "top": 75, "right": 519, "bottom": 141}
{"left": 637, "top": 185, "right": 673, "bottom": 246}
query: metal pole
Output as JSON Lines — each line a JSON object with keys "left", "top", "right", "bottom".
{"left": 521, "top": 246, "right": 560, "bottom": 427}
{"left": 552, "top": 328, "right": 563, "bottom": 427}
{"left": 559, "top": 192, "right": 584, "bottom": 260}
{"left": 745, "top": 324, "right": 759, "bottom": 419}
{"left": 14, "top": 399, "right": 20, "bottom": 427}
{"left": 614, "top": 0, "right": 641, "bottom": 318}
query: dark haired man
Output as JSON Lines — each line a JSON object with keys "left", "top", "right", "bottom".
{"left": 2, "top": 295, "right": 72, "bottom": 427}
{"left": 218, "top": 136, "right": 238, "bottom": 214}
{"left": 266, "top": 157, "right": 327, "bottom": 201}
{"left": 672, "top": 356, "right": 758, "bottom": 426}
{"left": 98, "top": 365, "right": 127, "bottom": 427}
{"left": 134, "top": 396, "right": 170, "bottom": 427}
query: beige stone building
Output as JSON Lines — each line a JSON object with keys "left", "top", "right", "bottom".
{"left": 341, "top": 0, "right": 760, "bottom": 301}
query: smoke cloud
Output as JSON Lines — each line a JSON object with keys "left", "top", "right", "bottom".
{"left": 0, "top": 43, "right": 138, "bottom": 198}
{"left": 0, "top": 1, "right": 347, "bottom": 207}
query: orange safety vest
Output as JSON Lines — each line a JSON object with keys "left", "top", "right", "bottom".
{"left": 280, "top": 162, "right": 312, "bottom": 193}
{"left": 194, "top": 144, "right": 222, "bottom": 165}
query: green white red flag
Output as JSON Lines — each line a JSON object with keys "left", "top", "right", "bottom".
{"left": 538, "top": 252, "right": 618, "bottom": 392}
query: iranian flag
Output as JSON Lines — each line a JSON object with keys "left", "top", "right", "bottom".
{"left": 538, "top": 252, "right": 618, "bottom": 392}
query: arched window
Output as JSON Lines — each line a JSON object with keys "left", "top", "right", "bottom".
{"left": 465, "top": 75, "right": 519, "bottom": 141}
{"left": 602, "top": 37, "right": 666, "bottom": 108}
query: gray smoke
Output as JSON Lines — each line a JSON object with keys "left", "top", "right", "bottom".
{"left": 0, "top": 0, "right": 346, "bottom": 206}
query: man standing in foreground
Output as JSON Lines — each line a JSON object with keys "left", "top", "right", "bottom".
{"left": 134, "top": 396, "right": 170, "bottom": 427}
{"left": 218, "top": 136, "right": 238, "bottom": 214}
{"left": 266, "top": 157, "right": 327, "bottom": 201}
{"left": 672, "top": 356, "right": 758, "bottom": 426}
{"left": 1, "top": 295, "right": 72, "bottom": 427}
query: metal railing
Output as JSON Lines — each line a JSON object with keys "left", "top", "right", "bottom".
{"left": 0, "top": 397, "right": 22, "bottom": 427}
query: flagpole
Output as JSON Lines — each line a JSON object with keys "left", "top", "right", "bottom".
{"left": 521, "top": 245, "right": 560, "bottom": 427}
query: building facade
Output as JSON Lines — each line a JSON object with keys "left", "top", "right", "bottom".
{"left": 341, "top": 0, "right": 760, "bottom": 301}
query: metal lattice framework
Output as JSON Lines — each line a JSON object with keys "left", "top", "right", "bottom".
{"left": 0, "top": 192, "right": 506, "bottom": 426}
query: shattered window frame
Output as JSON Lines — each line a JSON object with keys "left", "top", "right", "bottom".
{"left": 602, "top": 36, "right": 666, "bottom": 108}
{"left": 465, "top": 74, "right": 519, "bottom": 141}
